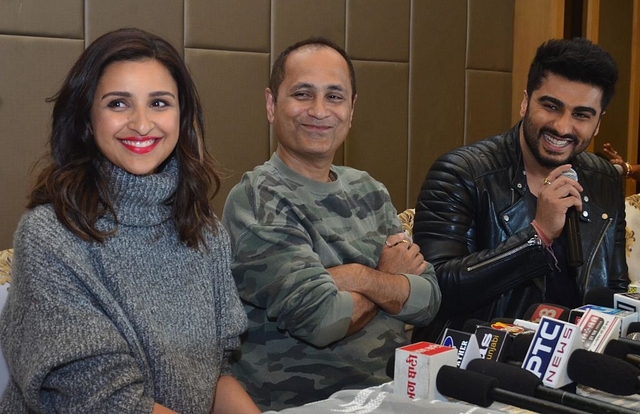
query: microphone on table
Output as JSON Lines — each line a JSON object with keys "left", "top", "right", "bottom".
{"left": 521, "top": 316, "right": 584, "bottom": 389}
{"left": 492, "top": 316, "right": 539, "bottom": 331}
{"left": 463, "top": 318, "right": 537, "bottom": 365}
{"left": 392, "top": 341, "right": 457, "bottom": 400}
{"left": 610, "top": 331, "right": 640, "bottom": 358}
{"left": 462, "top": 318, "right": 490, "bottom": 333}
{"left": 567, "top": 348, "right": 640, "bottom": 396}
{"left": 467, "top": 358, "right": 640, "bottom": 414}
{"left": 436, "top": 365, "right": 590, "bottom": 414}
{"left": 562, "top": 168, "right": 583, "bottom": 267}
{"left": 523, "top": 302, "right": 571, "bottom": 323}
{"left": 573, "top": 290, "right": 640, "bottom": 346}
{"left": 614, "top": 292, "right": 640, "bottom": 316}
{"left": 604, "top": 339, "right": 640, "bottom": 367}
{"left": 627, "top": 322, "right": 640, "bottom": 335}
{"left": 584, "top": 287, "right": 616, "bottom": 308}
{"left": 385, "top": 353, "right": 395, "bottom": 378}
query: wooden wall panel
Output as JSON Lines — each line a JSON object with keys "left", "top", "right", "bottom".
{"left": 85, "top": 0, "right": 184, "bottom": 49}
{"left": 346, "top": 0, "right": 410, "bottom": 62}
{"left": 407, "top": 0, "right": 467, "bottom": 208}
{"left": 595, "top": 1, "right": 633, "bottom": 160}
{"left": 511, "top": 0, "right": 565, "bottom": 124}
{"left": 0, "top": 0, "right": 83, "bottom": 38}
{"left": 271, "top": 0, "right": 346, "bottom": 58}
{"left": 465, "top": 0, "right": 514, "bottom": 145}
{"left": 467, "top": 0, "right": 514, "bottom": 71}
{"left": 595, "top": 0, "right": 636, "bottom": 195}
{"left": 0, "top": 36, "right": 84, "bottom": 249}
{"left": 185, "top": 0, "right": 270, "bottom": 51}
{"left": 465, "top": 70, "right": 513, "bottom": 144}
{"left": 348, "top": 61, "right": 409, "bottom": 210}
{"left": 185, "top": 49, "right": 271, "bottom": 216}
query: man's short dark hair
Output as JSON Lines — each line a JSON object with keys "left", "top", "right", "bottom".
{"left": 526, "top": 37, "right": 618, "bottom": 111}
{"left": 269, "top": 37, "right": 356, "bottom": 103}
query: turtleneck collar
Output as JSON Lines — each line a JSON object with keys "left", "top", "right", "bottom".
{"left": 101, "top": 156, "right": 178, "bottom": 227}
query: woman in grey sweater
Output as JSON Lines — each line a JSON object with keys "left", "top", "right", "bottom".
{"left": 0, "top": 28, "right": 260, "bottom": 414}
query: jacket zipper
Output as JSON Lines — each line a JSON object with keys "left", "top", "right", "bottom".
{"left": 466, "top": 235, "right": 542, "bottom": 272}
{"left": 583, "top": 217, "right": 612, "bottom": 289}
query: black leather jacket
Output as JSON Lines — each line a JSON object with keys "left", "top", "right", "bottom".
{"left": 412, "top": 122, "right": 629, "bottom": 342}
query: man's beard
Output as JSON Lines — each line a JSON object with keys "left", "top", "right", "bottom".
{"left": 522, "top": 112, "right": 590, "bottom": 169}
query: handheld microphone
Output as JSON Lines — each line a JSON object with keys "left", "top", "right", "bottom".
{"left": 436, "top": 365, "right": 590, "bottom": 414}
{"left": 566, "top": 348, "right": 640, "bottom": 396}
{"left": 467, "top": 358, "right": 640, "bottom": 414}
{"left": 562, "top": 168, "right": 583, "bottom": 267}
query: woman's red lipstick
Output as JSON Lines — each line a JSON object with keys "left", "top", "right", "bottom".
{"left": 118, "top": 136, "right": 161, "bottom": 154}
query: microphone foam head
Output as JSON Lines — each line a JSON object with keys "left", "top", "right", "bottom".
{"left": 436, "top": 365, "right": 496, "bottom": 407}
{"left": 627, "top": 322, "right": 640, "bottom": 335}
{"left": 584, "top": 286, "right": 615, "bottom": 308}
{"left": 604, "top": 339, "right": 633, "bottom": 360}
{"left": 462, "top": 318, "right": 487, "bottom": 333}
{"left": 467, "top": 358, "right": 540, "bottom": 396}
{"left": 561, "top": 167, "right": 579, "bottom": 182}
{"left": 567, "top": 349, "right": 640, "bottom": 395}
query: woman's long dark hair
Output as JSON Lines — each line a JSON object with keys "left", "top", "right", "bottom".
{"left": 29, "top": 27, "right": 220, "bottom": 249}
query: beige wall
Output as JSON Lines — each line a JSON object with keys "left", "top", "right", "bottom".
{"left": 0, "top": 0, "right": 516, "bottom": 250}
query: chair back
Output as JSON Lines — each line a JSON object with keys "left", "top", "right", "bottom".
{"left": 626, "top": 195, "right": 640, "bottom": 283}
{"left": 0, "top": 248, "right": 13, "bottom": 396}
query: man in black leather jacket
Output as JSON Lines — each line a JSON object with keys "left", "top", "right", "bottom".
{"left": 412, "top": 38, "right": 629, "bottom": 343}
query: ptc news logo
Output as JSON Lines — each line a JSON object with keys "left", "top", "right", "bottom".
{"left": 522, "top": 316, "right": 582, "bottom": 388}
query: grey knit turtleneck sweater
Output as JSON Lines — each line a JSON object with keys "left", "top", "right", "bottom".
{"left": 0, "top": 158, "right": 248, "bottom": 414}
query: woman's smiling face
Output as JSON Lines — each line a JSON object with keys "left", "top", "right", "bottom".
{"left": 90, "top": 59, "right": 180, "bottom": 175}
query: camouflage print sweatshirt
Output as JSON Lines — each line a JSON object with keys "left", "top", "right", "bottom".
{"left": 222, "top": 153, "right": 441, "bottom": 411}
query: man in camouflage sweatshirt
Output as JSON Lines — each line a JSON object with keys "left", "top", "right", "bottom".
{"left": 222, "top": 37, "right": 441, "bottom": 411}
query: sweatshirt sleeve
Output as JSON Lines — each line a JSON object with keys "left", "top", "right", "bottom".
{"left": 393, "top": 262, "right": 441, "bottom": 326}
